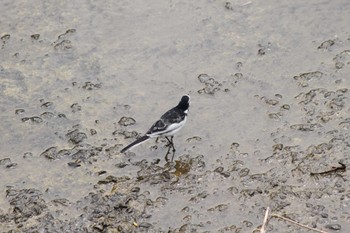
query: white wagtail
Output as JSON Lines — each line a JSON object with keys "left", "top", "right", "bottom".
{"left": 120, "top": 95, "right": 190, "bottom": 153}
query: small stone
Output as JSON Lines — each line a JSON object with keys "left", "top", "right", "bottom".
{"left": 41, "top": 102, "right": 53, "bottom": 108}
{"left": 53, "top": 40, "right": 72, "bottom": 50}
{"left": 273, "top": 144, "right": 283, "bottom": 151}
{"left": 115, "top": 162, "right": 128, "bottom": 168}
{"left": 239, "top": 168, "right": 250, "bottom": 177}
{"left": 97, "top": 175, "right": 130, "bottom": 184}
{"left": 268, "top": 113, "right": 281, "bottom": 120}
{"left": 0, "top": 158, "right": 11, "bottom": 165}
{"left": 197, "top": 74, "right": 210, "bottom": 83}
{"left": 234, "top": 73, "right": 243, "bottom": 79}
{"left": 220, "top": 171, "right": 231, "bottom": 178}
{"left": 66, "top": 129, "right": 87, "bottom": 144}
{"left": 71, "top": 103, "right": 81, "bottom": 112}
{"left": 40, "top": 147, "right": 59, "bottom": 160}
{"left": 82, "top": 81, "right": 101, "bottom": 90}
{"left": 336, "top": 88, "right": 348, "bottom": 93}
{"left": 275, "top": 94, "right": 283, "bottom": 99}
{"left": 224, "top": 2, "right": 233, "bottom": 10}
{"left": 1, "top": 34, "right": 10, "bottom": 41}
{"left": 93, "top": 223, "right": 104, "bottom": 231}
{"left": 318, "top": 40, "right": 335, "bottom": 50}
{"left": 281, "top": 104, "right": 290, "bottom": 110}
{"left": 67, "top": 161, "right": 81, "bottom": 168}
{"left": 139, "top": 222, "right": 152, "bottom": 228}
{"left": 265, "top": 99, "right": 279, "bottom": 106}
{"left": 258, "top": 48, "right": 265, "bottom": 56}
{"left": 228, "top": 186, "right": 239, "bottom": 195}
{"left": 186, "top": 136, "right": 202, "bottom": 142}
{"left": 131, "top": 187, "right": 140, "bottom": 193}
{"left": 216, "top": 204, "right": 228, "bottom": 211}
{"left": 6, "top": 163, "right": 17, "bottom": 168}
{"left": 21, "top": 116, "right": 43, "bottom": 124}
{"left": 290, "top": 123, "right": 322, "bottom": 131}
{"left": 90, "top": 129, "right": 97, "bottom": 135}
{"left": 230, "top": 142, "right": 240, "bottom": 150}
{"left": 243, "top": 220, "right": 253, "bottom": 227}
{"left": 31, "top": 34, "right": 40, "bottom": 40}
{"left": 118, "top": 117, "right": 136, "bottom": 126}
{"left": 214, "top": 167, "right": 224, "bottom": 173}
{"left": 294, "top": 71, "right": 323, "bottom": 81}
{"left": 66, "top": 28, "right": 76, "bottom": 34}
{"left": 105, "top": 144, "right": 121, "bottom": 154}
{"left": 325, "top": 224, "right": 341, "bottom": 231}
{"left": 208, "top": 204, "right": 228, "bottom": 212}
{"left": 52, "top": 198, "right": 70, "bottom": 206}
{"left": 335, "top": 62, "right": 344, "bottom": 69}
{"left": 15, "top": 109, "right": 25, "bottom": 115}
{"left": 113, "top": 130, "right": 138, "bottom": 138}
{"left": 41, "top": 148, "right": 70, "bottom": 160}
{"left": 41, "top": 112, "right": 55, "bottom": 119}
{"left": 183, "top": 215, "right": 192, "bottom": 222}
{"left": 96, "top": 170, "right": 107, "bottom": 176}
{"left": 71, "top": 148, "right": 100, "bottom": 160}
{"left": 23, "top": 152, "right": 33, "bottom": 158}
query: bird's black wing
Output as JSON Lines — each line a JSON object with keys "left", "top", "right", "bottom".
{"left": 146, "top": 119, "right": 167, "bottom": 134}
{"left": 161, "top": 108, "right": 185, "bottom": 124}
{"left": 146, "top": 107, "right": 185, "bottom": 135}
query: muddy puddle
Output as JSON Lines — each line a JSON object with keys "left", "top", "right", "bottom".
{"left": 1, "top": 0, "right": 350, "bottom": 232}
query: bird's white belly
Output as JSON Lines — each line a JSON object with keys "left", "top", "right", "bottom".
{"left": 149, "top": 117, "right": 187, "bottom": 137}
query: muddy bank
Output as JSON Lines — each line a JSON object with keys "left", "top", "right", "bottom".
{"left": 1, "top": 0, "right": 350, "bottom": 232}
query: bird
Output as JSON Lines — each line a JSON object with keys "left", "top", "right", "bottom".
{"left": 120, "top": 95, "right": 190, "bottom": 154}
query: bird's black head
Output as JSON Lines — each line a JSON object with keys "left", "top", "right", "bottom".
{"left": 177, "top": 95, "right": 190, "bottom": 111}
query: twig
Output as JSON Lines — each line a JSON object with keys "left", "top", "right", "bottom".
{"left": 260, "top": 207, "right": 270, "bottom": 233}
{"left": 310, "top": 161, "right": 346, "bottom": 176}
{"left": 271, "top": 214, "right": 329, "bottom": 233}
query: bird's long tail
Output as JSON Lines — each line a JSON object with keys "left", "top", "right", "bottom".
{"left": 120, "top": 135, "right": 150, "bottom": 153}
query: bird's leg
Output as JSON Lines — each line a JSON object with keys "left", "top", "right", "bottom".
{"left": 165, "top": 148, "right": 176, "bottom": 162}
{"left": 170, "top": 136, "right": 176, "bottom": 152}
{"left": 165, "top": 142, "right": 176, "bottom": 162}
{"left": 170, "top": 149, "right": 175, "bottom": 161}
{"left": 165, "top": 136, "right": 176, "bottom": 152}
{"left": 165, "top": 146, "right": 171, "bottom": 162}
{"left": 165, "top": 136, "right": 172, "bottom": 146}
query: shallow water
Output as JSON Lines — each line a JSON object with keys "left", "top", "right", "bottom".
{"left": 1, "top": 0, "right": 350, "bottom": 232}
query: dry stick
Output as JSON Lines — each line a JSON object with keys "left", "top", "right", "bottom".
{"left": 271, "top": 214, "right": 330, "bottom": 233}
{"left": 260, "top": 207, "right": 270, "bottom": 233}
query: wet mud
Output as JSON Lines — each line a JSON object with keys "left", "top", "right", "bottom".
{"left": 1, "top": 0, "right": 350, "bottom": 232}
